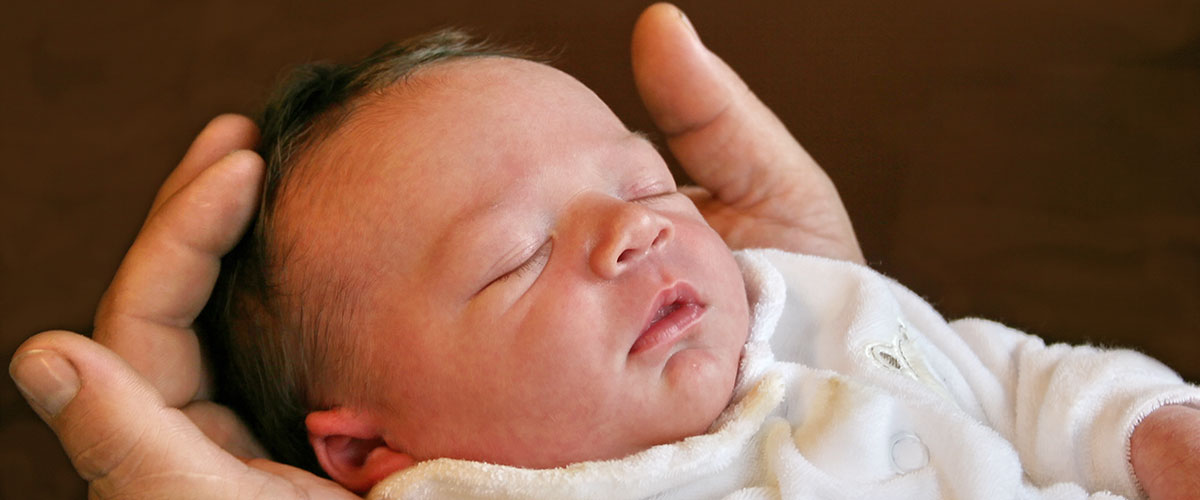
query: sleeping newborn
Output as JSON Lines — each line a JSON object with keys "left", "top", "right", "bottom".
{"left": 202, "top": 30, "right": 750, "bottom": 491}
{"left": 201, "top": 30, "right": 1200, "bottom": 499}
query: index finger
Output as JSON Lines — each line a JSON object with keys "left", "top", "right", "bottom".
{"left": 147, "top": 114, "right": 260, "bottom": 218}
{"left": 94, "top": 149, "right": 264, "bottom": 406}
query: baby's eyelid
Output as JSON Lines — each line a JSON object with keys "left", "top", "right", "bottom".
{"left": 625, "top": 175, "right": 677, "bottom": 199}
{"left": 628, "top": 183, "right": 678, "bottom": 202}
{"left": 632, "top": 189, "right": 683, "bottom": 205}
{"left": 488, "top": 240, "right": 552, "bottom": 287}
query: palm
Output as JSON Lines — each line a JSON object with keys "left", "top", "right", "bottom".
{"left": 685, "top": 171, "right": 861, "bottom": 262}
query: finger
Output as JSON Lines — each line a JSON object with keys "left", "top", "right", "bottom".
{"left": 9, "top": 331, "right": 247, "bottom": 487}
{"left": 147, "top": 114, "right": 260, "bottom": 218}
{"left": 183, "top": 401, "right": 270, "bottom": 460}
{"left": 631, "top": 3, "right": 824, "bottom": 207}
{"left": 678, "top": 185, "right": 712, "bottom": 207}
{"left": 632, "top": 4, "right": 864, "bottom": 263}
{"left": 95, "top": 149, "right": 264, "bottom": 406}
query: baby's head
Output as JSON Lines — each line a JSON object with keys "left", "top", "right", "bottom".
{"left": 201, "top": 30, "right": 750, "bottom": 492}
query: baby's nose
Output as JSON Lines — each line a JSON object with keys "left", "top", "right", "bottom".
{"left": 589, "top": 201, "right": 673, "bottom": 279}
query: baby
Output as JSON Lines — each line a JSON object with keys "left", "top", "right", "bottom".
{"left": 200, "top": 30, "right": 1200, "bottom": 499}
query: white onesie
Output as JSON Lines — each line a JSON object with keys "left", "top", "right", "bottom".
{"left": 369, "top": 249, "right": 1200, "bottom": 500}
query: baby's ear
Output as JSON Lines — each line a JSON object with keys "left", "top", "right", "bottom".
{"left": 306, "top": 408, "right": 415, "bottom": 494}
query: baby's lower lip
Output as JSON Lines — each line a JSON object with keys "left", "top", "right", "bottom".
{"left": 629, "top": 302, "right": 706, "bottom": 355}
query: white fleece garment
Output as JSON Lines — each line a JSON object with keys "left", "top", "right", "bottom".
{"left": 370, "top": 249, "right": 1200, "bottom": 500}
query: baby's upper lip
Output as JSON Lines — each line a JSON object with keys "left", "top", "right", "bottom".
{"left": 630, "top": 281, "right": 706, "bottom": 355}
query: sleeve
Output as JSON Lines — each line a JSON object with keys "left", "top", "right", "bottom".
{"left": 946, "top": 317, "right": 1200, "bottom": 499}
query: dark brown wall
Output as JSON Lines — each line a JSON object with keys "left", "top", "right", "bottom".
{"left": 3, "top": 1, "right": 1197, "bottom": 497}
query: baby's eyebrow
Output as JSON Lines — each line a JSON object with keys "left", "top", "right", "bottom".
{"left": 427, "top": 199, "right": 507, "bottom": 268}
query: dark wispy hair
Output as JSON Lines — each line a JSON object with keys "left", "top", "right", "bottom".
{"left": 198, "top": 29, "right": 535, "bottom": 474}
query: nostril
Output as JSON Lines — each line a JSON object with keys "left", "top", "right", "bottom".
{"left": 651, "top": 228, "right": 669, "bottom": 248}
{"left": 618, "top": 248, "right": 641, "bottom": 263}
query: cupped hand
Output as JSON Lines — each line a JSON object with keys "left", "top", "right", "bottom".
{"left": 632, "top": 3, "right": 864, "bottom": 264}
{"left": 11, "top": 333, "right": 357, "bottom": 500}
{"left": 10, "top": 115, "right": 354, "bottom": 499}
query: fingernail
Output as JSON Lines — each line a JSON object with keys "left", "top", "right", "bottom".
{"left": 223, "top": 149, "right": 251, "bottom": 161}
{"left": 220, "top": 149, "right": 259, "bottom": 173}
{"left": 10, "top": 349, "right": 80, "bottom": 419}
{"left": 676, "top": 6, "right": 700, "bottom": 42}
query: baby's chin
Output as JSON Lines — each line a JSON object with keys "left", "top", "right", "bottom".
{"left": 642, "top": 346, "right": 742, "bottom": 438}
{"left": 661, "top": 311, "right": 749, "bottom": 427}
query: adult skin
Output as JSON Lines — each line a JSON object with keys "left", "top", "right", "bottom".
{"left": 14, "top": 3, "right": 1193, "bottom": 499}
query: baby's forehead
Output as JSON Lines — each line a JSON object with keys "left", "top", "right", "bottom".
{"left": 352, "top": 57, "right": 593, "bottom": 124}
{"left": 311, "top": 56, "right": 632, "bottom": 183}
{"left": 283, "top": 55, "right": 640, "bottom": 231}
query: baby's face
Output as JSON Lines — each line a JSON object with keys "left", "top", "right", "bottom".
{"left": 295, "top": 58, "right": 749, "bottom": 468}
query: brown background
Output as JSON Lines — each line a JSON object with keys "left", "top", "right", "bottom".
{"left": 2, "top": 0, "right": 1197, "bottom": 497}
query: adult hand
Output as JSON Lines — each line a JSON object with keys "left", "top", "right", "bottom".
{"left": 10, "top": 115, "right": 355, "bottom": 499}
{"left": 632, "top": 3, "right": 865, "bottom": 264}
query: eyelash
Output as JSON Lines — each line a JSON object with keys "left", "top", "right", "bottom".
{"left": 490, "top": 241, "right": 551, "bottom": 287}
{"left": 633, "top": 189, "right": 680, "bottom": 206}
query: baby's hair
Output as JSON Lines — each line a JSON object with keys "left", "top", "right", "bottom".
{"left": 198, "top": 29, "right": 536, "bottom": 474}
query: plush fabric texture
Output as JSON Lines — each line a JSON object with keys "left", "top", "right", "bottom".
{"left": 369, "top": 249, "right": 1200, "bottom": 500}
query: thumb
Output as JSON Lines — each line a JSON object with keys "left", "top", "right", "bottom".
{"left": 632, "top": 2, "right": 819, "bottom": 206}
{"left": 678, "top": 185, "right": 712, "bottom": 207}
{"left": 10, "top": 331, "right": 243, "bottom": 487}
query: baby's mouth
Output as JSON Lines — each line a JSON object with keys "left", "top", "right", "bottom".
{"left": 630, "top": 283, "right": 706, "bottom": 356}
{"left": 651, "top": 302, "right": 681, "bottom": 323}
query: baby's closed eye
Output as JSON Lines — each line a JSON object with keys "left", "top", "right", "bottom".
{"left": 486, "top": 240, "right": 552, "bottom": 289}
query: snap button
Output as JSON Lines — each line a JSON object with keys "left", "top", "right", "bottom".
{"left": 868, "top": 343, "right": 905, "bottom": 371}
{"left": 890, "top": 432, "right": 929, "bottom": 473}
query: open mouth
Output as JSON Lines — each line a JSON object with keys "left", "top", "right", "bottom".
{"left": 630, "top": 283, "right": 706, "bottom": 355}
